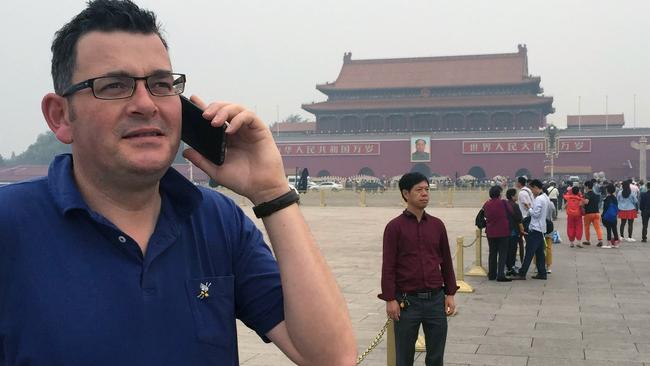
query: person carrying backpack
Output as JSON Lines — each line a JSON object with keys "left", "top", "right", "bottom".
{"left": 564, "top": 186, "right": 585, "bottom": 247}
{"left": 602, "top": 184, "right": 619, "bottom": 248}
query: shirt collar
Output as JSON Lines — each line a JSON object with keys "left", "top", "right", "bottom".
{"left": 48, "top": 153, "right": 202, "bottom": 218}
{"left": 402, "top": 208, "right": 428, "bottom": 220}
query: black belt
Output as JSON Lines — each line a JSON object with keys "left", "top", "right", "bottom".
{"left": 402, "top": 288, "right": 442, "bottom": 299}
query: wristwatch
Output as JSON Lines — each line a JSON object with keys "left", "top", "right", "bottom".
{"left": 253, "top": 189, "right": 300, "bottom": 218}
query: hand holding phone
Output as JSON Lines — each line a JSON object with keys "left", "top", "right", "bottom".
{"left": 180, "top": 95, "right": 227, "bottom": 165}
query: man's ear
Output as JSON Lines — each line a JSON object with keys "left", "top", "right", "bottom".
{"left": 42, "top": 93, "right": 73, "bottom": 144}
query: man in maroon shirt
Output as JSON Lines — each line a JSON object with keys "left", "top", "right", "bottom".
{"left": 379, "top": 172, "right": 459, "bottom": 366}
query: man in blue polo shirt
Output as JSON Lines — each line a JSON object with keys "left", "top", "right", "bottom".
{"left": 0, "top": 1, "right": 356, "bottom": 365}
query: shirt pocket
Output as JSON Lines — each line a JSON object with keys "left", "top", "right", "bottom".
{"left": 185, "top": 276, "right": 235, "bottom": 348}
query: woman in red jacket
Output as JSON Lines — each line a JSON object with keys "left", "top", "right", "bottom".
{"left": 564, "top": 186, "right": 586, "bottom": 247}
{"left": 482, "top": 186, "right": 514, "bottom": 282}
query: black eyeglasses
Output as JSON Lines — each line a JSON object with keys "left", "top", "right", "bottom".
{"left": 60, "top": 72, "right": 186, "bottom": 100}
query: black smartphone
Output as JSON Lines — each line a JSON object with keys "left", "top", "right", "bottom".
{"left": 180, "top": 95, "right": 227, "bottom": 165}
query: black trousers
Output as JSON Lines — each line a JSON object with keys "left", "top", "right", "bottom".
{"left": 603, "top": 219, "right": 619, "bottom": 241}
{"left": 506, "top": 235, "right": 519, "bottom": 270}
{"left": 620, "top": 219, "right": 634, "bottom": 238}
{"left": 487, "top": 236, "right": 509, "bottom": 280}
{"left": 642, "top": 212, "right": 650, "bottom": 240}
{"left": 394, "top": 290, "right": 447, "bottom": 366}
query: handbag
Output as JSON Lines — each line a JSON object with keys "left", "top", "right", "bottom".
{"left": 475, "top": 208, "right": 487, "bottom": 229}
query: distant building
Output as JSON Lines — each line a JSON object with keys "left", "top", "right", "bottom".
{"left": 302, "top": 44, "right": 554, "bottom": 133}
{"left": 566, "top": 114, "right": 625, "bottom": 129}
{"left": 270, "top": 46, "right": 648, "bottom": 180}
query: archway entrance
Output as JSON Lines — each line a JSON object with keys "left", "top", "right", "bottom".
{"left": 358, "top": 167, "right": 375, "bottom": 177}
{"left": 410, "top": 163, "right": 432, "bottom": 177}
{"left": 468, "top": 166, "right": 486, "bottom": 180}
{"left": 515, "top": 168, "right": 532, "bottom": 179}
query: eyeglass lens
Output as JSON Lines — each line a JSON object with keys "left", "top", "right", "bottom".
{"left": 93, "top": 74, "right": 185, "bottom": 99}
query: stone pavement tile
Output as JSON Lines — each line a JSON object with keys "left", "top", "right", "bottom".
{"left": 630, "top": 327, "right": 650, "bottom": 337}
{"left": 536, "top": 313, "right": 581, "bottom": 324}
{"left": 537, "top": 306, "right": 580, "bottom": 317}
{"left": 582, "top": 332, "right": 648, "bottom": 344}
{"left": 527, "top": 357, "right": 645, "bottom": 366}
{"left": 445, "top": 342, "right": 480, "bottom": 354}
{"left": 581, "top": 313, "right": 626, "bottom": 323}
{"left": 447, "top": 326, "right": 488, "bottom": 337}
{"left": 491, "top": 314, "right": 540, "bottom": 326}
{"left": 447, "top": 335, "right": 532, "bottom": 348}
{"left": 581, "top": 304, "right": 624, "bottom": 314}
{"left": 495, "top": 304, "right": 541, "bottom": 316}
{"left": 486, "top": 327, "right": 583, "bottom": 340}
{"left": 477, "top": 343, "right": 585, "bottom": 359}
{"left": 620, "top": 303, "right": 650, "bottom": 314}
{"left": 580, "top": 288, "right": 617, "bottom": 296}
{"left": 637, "top": 343, "right": 650, "bottom": 353}
{"left": 444, "top": 353, "right": 528, "bottom": 366}
{"left": 586, "top": 348, "right": 650, "bottom": 363}
{"left": 534, "top": 321, "right": 583, "bottom": 333}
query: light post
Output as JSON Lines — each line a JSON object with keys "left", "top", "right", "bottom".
{"left": 542, "top": 124, "right": 560, "bottom": 180}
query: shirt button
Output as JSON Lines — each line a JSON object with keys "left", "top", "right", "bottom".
{"left": 118, "top": 236, "right": 127, "bottom": 243}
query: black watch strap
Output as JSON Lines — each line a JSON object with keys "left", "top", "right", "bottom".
{"left": 253, "top": 189, "right": 300, "bottom": 218}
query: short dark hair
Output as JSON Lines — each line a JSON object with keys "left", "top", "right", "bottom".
{"left": 529, "top": 179, "right": 543, "bottom": 189}
{"left": 606, "top": 184, "right": 615, "bottom": 194}
{"left": 414, "top": 139, "right": 426, "bottom": 145}
{"left": 398, "top": 172, "right": 429, "bottom": 202}
{"left": 489, "top": 185, "right": 502, "bottom": 199}
{"left": 571, "top": 186, "right": 580, "bottom": 194}
{"left": 51, "top": 0, "right": 167, "bottom": 95}
{"left": 517, "top": 176, "right": 528, "bottom": 186}
{"left": 506, "top": 188, "right": 517, "bottom": 200}
{"left": 584, "top": 180, "right": 593, "bottom": 189}
{"left": 646, "top": 182, "right": 650, "bottom": 189}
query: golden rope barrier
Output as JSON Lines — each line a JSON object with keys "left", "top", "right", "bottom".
{"left": 456, "top": 236, "right": 474, "bottom": 293}
{"left": 466, "top": 228, "right": 488, "bottom": 277}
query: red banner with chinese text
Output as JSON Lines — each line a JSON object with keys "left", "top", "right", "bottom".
{"left": 277, "top": 143, "right": 381, "bottom": 156}
{"left": 462, "top": 139, "right": 591, "bottom": 154}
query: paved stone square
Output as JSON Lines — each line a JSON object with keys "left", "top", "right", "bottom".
{"left": 231, "top": 193, "right": 650, "bottom": 366}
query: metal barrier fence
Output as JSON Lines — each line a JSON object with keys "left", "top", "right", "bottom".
{"left": 222, "top": 187, "right": 491, "bottom": 208}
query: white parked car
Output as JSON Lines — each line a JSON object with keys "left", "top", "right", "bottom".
{"left": 316, "top": 181, "right": 343, "bottom": 192}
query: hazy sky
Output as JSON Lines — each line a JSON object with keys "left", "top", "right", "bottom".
{"left": 1, "top": 0, "right": 648, "bottom": 157}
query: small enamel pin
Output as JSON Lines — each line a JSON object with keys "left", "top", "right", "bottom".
{"left": 197, "top": 282, "right": 211, "bottom": 299}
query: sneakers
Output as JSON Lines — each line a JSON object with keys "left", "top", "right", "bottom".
{"left": 546, "top": 268, "right": 552, "bottom": 274}
{"left": 600, "top": 244, "right": 612, "bottom": 249}
{"left": 576, "top": 243, "right": 584, "bottom": 248}
{"left": 611, "top": 240, "right": 620, "bottom": 248}
{"left": 532, "top": 274, "right": 547, "bottom": 280}
{"left": 597, "top": 241, "right": 603, "bottom": 247}
{"left": 642, "top": 239, "right": 648, "bottom": 243}
{"left": 628, "top": 237, "right": 636, "bottom": 242}
{"left": 570, "top": 243, "right": 575, "bottom": 248}
{"left": 582, "top": 241, "right": 591, "bottom": 246}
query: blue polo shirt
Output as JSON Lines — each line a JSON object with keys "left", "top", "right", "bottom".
{"left": 0, "top": 154, "right": 284, "bottom": 365}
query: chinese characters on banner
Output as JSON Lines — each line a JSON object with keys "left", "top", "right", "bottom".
{"left": 277, "top": 143, "right": 381, "bottom": 156}
{"left": 462, "top": 139, "right": 591, "bottom": 154}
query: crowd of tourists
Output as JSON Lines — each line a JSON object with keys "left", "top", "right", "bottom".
{"left": 479, "top": 176, "right": 650, "bottom": 282}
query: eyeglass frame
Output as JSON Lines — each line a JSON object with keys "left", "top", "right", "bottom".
{"left": 59, "top": 72, "right": 186, "bottom": 100}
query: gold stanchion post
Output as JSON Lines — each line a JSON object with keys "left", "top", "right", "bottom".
{"left": 466, "top": 229, "right": 488, "bottom": 277}
{"left": 446, "top": 188, "right": 454, "bottom": 208}
{"left": 320, "top": 189, "right": 326, "bottom": 207}
{"left": 386, "top": 320, "right": 396, "bottom": 366}
{"left": 360, "top": 189, "right": 367, "bottom": 207}
{"left": 456, "top": 236, "right": 474, "bottom": 293}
